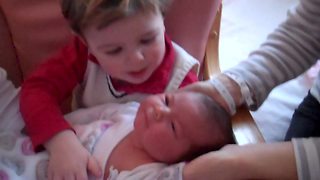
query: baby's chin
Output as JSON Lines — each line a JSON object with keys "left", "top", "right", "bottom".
{"left": 149, "top": 151, "right": 185, "bottom": 164}
{"left": 129, "top": 131, "right": 145, "bottom": 152}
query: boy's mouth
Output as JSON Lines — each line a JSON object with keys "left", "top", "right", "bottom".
{"left": 129, "top": 67, "right": 147, "bottom": 77}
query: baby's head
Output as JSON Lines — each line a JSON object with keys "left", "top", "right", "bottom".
{"left": 61, "top": 0, "right": 171, "bottom": 84}
{"left": 133, "top": 91, "right": 235, "bottom": 163}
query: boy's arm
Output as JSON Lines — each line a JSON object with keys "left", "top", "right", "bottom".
{"left": 65, "top": 102, "right": 128, "bottom": 125}
{"left": 20, "top": 36, "right": 88, "bottom": 151}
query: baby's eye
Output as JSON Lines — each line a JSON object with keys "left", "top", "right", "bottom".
{"left": 105, "top": 47, "right": 122, "bottom": 55}
{"left": 164, "top": 95, "right": 169, "bottom": 106}
{"left": 171, "top": 121, "right": 176, "bottom": 132}
{"left": 140, "top": 36, "right": 155, "bottom": 44}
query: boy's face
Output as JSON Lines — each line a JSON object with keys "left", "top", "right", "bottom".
{"left": 133, "top": 92, "right": 217, "bottom": 163}
{"left": 83, "top": 9, "right": 166, "bottom": 84}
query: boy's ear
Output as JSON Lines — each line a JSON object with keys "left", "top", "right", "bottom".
{"left": 78, "top": 36, "right": 88, "bottom": 45}
{"left": 71, "top": 31, "right": 88, "bottom": 45}
{"left": 77, "top": 35, "right": 88, "bottom": 45}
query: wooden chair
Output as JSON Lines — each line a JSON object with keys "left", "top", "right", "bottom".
{"left": 203, "top": 4, "right": 265, "bottom": 145}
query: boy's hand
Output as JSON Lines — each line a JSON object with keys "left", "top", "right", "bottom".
{"left": 45, "top": 130, "right": 102, "bottom": 180}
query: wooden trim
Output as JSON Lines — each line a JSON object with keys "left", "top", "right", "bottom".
{"left": 232, "top": 105, "right": 265, "bottom": 144}
{"left": 203, "top": 4, "right": 265, "bottom": 144}
{"left": 203, "top": 4, "right": 222, "bottom": 80}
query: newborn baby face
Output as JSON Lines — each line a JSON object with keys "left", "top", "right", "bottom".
{"left": 133, "top": 91, "right": 216, "bottom": 163}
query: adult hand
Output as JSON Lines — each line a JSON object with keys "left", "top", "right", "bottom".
{"left": 183, "top": 144, "right": 245, "bottom": 180}
{"left": 183, "top": 142, "right": 297, "bottom": 180}
{"left": 45, "top": 130, "right": 102, "bottom": 180}
{"left": 181, "top": 74, "right": 243, "bottom": 114}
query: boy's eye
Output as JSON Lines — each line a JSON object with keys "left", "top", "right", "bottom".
{"left": 140, "top": 36, "right": 155, "bottom": 44}
{"left": 105, "top": 47, "right": 122, "bottom": 55}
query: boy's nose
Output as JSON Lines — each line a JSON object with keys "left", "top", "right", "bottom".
{"left": 129, "top": 49, "right": 144, "bottom": 62}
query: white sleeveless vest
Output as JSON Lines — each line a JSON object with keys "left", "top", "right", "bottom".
{"left": 73, "top": 42, "right": 199, "bottom": 109}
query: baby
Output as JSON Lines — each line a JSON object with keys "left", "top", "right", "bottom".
{"left": 0, "top": 91, "right": 234, "bottom": 179}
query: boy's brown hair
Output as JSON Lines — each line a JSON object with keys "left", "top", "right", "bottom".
{"left": 61, "top": 0, "right": 171, "bottom": 36}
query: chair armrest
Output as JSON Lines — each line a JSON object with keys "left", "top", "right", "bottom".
{"left": 232, "top": 105, "right": 265, "bottom": 144}
{"left": 203, "top": 4, "right": 265, "bottom": 144}
{"left": 203, "top": 4, "right": 222, "bottom": 80}
{"left": 0, "top": 7, "right": 22, "bottom": 87}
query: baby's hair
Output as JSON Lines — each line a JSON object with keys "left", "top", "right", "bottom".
{"left": 61, "top": 0, "right": 171, "bottom": 36}
{"left": 201, "top": 93, "right": 235, "bottom": 146}
{"left": 183, "top": 92, "right": 235, "bottom": 161}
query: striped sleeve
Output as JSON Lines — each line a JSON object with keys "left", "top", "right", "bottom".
{"left": 292, "top": 138, "right": 320, "bottom": 180}
{"left": 224, "top": 0, "right": 320, "bottom": 110}
{"left": 310, "top": 77, "right": 320, "bottom": 103}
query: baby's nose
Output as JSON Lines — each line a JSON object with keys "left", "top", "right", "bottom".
{"left": 154, "top": 106, "right": 170, "bottom": 121}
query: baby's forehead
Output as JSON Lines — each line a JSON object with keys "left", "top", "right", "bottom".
{"left": 180, "top": 109, "right": 215, "bottom": 131}
{"left": 171, "top": 92, "right": 203, "bottom": 105}
{"left": 172, "top": 92, "right": 208, "bottom": 116}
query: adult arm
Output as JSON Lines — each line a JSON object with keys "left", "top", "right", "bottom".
{"left": 164, "top": 0, "right": 221, "bottom": 61}
{"left": 20, "top": 36, "right": 88, "bottom": 151}
{"left": 184, "top": 137, "right": 320, "bottom": 180}
{"left": 183, "top": 142, "right": 297, "bottom": 179}
{"left": 225, "top": 0, "right": 320, "bottom": 109}
{"left": 184, "top": 0, "right": 320, "bottom": 114}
